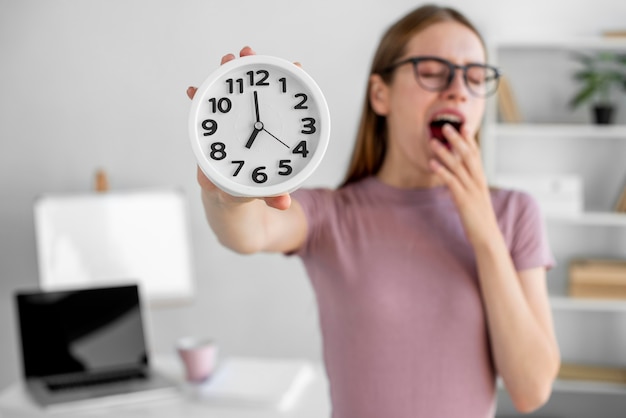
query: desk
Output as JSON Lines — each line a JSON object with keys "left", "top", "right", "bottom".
{"left": 0, "top": 356, "right": 331, "bottom": 418}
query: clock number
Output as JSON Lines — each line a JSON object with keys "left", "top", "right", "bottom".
{"left": 279, "top": 77, "right": 287, "bottom": 93}
{"left": 231, "top": 160, "right": 244, "bottom": 176}
{"left": 208, "top": 97, "right": 232, "bottom": 113}
{"left": 201, "top": 119, "right": 218, "bottom": 136}
{"left": 292, "top": 141, "right": 309, "bottom": 158}
{"left": 246, "top": 70, "right": 270, "bottom": 87}
{"left": 252, "top": 166, "right": 268, "bottom": 184}
{"left": 278, "top": 160, "right": 293, "bottom": 176}
{"left": 226, "top": 78, "right": 244, "bottom": 94}
{"left": 209, "top": 142, "right": 227, "bottom": 160}
{"left": 294, "top": 93, "right": 308, "bottom": 109}
{"left": 301, "top": 117, "right": 316, "bottom": 134}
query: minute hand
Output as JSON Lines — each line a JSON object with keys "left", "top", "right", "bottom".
{"left": 253, "top": 90, "right": 260, "bottom": 122}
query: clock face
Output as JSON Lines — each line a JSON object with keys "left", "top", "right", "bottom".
{"left": 189, "top": 55, "right": 330, "bottom": 197}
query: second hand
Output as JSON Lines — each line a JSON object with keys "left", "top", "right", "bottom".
{"left": 262, "top": 128, "right": 290, "bottom": 149}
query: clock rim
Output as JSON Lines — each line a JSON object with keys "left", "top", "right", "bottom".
{"left": 188, "top": 55, "right": 331, "bottom": 197}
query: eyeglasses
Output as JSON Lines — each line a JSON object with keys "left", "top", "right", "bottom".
{"left": 382, "top": 56, "right": 501, "bottom": 98}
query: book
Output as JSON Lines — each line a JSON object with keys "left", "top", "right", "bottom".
{"left": 197, "top": 357, "right": 315, "bottom": 411}
{"left": 569, "top": 258, "right": 626, "bottom": 299}
{"left": 603, "top": 30, "right": 626, "bottom": 38}
{"left": 570, "top": 259, "right": 626, "bottom": 284}
{"left": 496, "top": 76, "right": 522, "bottom": 123}
{"left": 569, "top": 283, "right": 626, "bottom": 299}
{"left": 559, "top": 362, "right": 626, "bottom": 384}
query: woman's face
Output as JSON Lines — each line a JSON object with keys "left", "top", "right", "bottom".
{"left": 372, "top": 20, "right": 487, "bottom": 187}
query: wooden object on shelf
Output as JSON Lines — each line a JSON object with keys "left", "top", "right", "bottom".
{"left": 496, "top": 76, "right": 522, "bottom": 123}
{"left": 559, "top": 363, "right": 626, "bottom": 385}
{"left": 614, "top": 182, "right": 626, "bottom": 213}
{"left": 603, "top": 30, "right": 626, "bottom": 38}
{"left": 569, "top": 258, "right": 626, "bottom": 299}
{"left": 94, "top": 169, "right": 109, "bottom": 192}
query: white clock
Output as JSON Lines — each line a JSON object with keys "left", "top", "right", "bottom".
{"left": 189, "top": 55, "right": 331, "bottom": 197}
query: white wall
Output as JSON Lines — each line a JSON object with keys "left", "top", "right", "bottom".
{"left": 1, "top": 0, "right": 626, "bottom": 391}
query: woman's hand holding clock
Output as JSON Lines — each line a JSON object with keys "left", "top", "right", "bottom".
{"left": 187, "top": 46, "right": 291, "bottom": 211}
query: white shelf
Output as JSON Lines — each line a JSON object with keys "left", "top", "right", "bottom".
{"left": 495, "top": 123, "right": 626, "bottom": 139}
{"left": 494, "top": 37, "right": 626, "bottom": 51}
{"left": 550, "top": 295, "right": 626, "bottom": 312}
{"left": 545, "top": 211, "right": 626, "bottom": 226}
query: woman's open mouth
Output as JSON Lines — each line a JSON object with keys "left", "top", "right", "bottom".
{"left": 429, "top": 114, "right": 463, "bottom": 150}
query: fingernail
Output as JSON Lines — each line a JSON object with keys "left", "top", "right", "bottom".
{"left": 240, "top": 46, "right": 255, "bottom": 55}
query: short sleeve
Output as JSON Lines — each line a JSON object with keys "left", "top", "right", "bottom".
{"left": 289, "top": 188, "right": 334, "bottom": 257}
{"left": 508, "top": 191, "right": 556, "bottom": 271}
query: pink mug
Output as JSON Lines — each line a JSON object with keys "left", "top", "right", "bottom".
{"left": 176, "top": 337, "right": 218, "bottom": 383}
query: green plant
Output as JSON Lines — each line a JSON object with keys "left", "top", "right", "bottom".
{"left": 569, "top": 51, "right": 626, "bottom": 108}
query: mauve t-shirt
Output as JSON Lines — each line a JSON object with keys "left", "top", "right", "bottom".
{"left": 291, "top": 177, "right": 554, "bottom": 418}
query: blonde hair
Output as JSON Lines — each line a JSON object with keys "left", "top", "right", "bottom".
{"left": 341, "top": 4, "right": 485, "bottom": 187}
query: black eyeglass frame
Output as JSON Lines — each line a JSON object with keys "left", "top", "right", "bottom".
{"left": 382, "top": 56, "right": 502, "bottom": 98}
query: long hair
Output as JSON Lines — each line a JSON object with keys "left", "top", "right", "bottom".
{"left": 340, "top": 4, "right": 486, "bottom": 187}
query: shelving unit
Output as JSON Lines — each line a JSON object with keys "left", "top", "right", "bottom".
{"left": 486, "top": 38, "right": 626, "bottom": 414}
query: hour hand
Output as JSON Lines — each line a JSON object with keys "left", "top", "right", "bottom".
{"left": 245, "top": 121, "right": 264, "bottom": 149}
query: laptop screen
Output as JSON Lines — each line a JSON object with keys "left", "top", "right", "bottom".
{"left": 16, "top": 284, "right": 148, "bottom": 379}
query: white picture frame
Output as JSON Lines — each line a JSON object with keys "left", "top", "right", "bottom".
{"left": 33, "top": 189, "right": 195, "bottom": 306}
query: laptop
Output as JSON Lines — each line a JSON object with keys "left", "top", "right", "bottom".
{"left": 14, "top": 284, "right": 178, "bottom": 411}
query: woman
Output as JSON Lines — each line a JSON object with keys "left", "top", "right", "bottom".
{"left": 187, "top": 4, "right": 560, "bottom": 417}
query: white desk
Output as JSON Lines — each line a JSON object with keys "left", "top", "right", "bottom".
{"left": 0, "top": 356, "right": 331, "bottom": 418}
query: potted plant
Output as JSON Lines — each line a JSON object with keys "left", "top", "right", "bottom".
{"left": 569, "top": 51, "right": 626, "bottom": 124}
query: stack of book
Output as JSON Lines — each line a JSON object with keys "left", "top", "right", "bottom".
{"left": 569, "top": 258, "right": 626, "bottom": 299}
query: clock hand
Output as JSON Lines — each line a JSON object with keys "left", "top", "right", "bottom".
{"left": 251, "top": 90, "right": 289, "bottom": 149}
{"left": 253, "top": 90, "right": 260, "bottom": 123}
{"left": 245, "top": 121, "right": 264, "bottom": 149}
{"left": 262, "top": 128, "right": 290, "bottom": 149}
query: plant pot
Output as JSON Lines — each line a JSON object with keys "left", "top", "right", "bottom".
{"left": 593, "top": 104, "right": 615, "bottom": 125}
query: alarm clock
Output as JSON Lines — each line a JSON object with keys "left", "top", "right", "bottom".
{"left": 189, "top": 55, "right": 331, "bottom": 197}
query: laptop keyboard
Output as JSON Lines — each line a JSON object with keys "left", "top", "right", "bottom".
{"left": 45, "top": 370, "right": 147, "bottom": 392}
